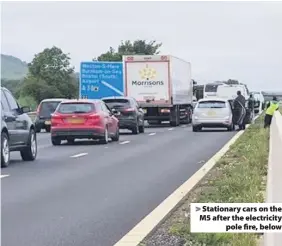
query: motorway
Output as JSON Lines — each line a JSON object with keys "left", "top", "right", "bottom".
{"left": 1, "top": 124, "right": 236, "bottom": 246}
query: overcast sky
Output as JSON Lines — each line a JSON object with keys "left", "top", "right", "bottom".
{"left": 1, "top": 1, "right": 282, "bottom": 91}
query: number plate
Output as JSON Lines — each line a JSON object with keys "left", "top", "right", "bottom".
{"left": 45, "top": 121, "right": 51, "bottom": 125}
{"left": 67, "top": 118, "right": 84, "bottom": 124}
{"left": 208, "top": 111, "right": 216, "bottom": 116}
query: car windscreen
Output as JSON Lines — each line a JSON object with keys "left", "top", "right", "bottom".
{"left": 103, "top": 99, "right": 131, "bottom": 109}
{"left": 205, "top": 84, "right": 219, "bottom": 92}
{"left": 198, "top": 101, "right": 226, "bottom": 108}
{"left": 57, "top": 103, "right": 95, "bottom": 114}
{"left": 40, "top": 101, "right": 61, "bottom": 116}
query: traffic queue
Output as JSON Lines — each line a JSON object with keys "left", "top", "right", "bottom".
{"left": 1, "top": 54, "right": 264, "bottom": 168}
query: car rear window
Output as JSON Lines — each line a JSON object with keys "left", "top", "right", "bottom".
{"left": 103, "top": 99, "right": 131, "bottom": 109}
{"left": 198, "top": 101, "right": 226, "bottom": 108}
{"left": 57, "top": 103, "right": 95, "bottom": 114}
{"left": 40, "top": 101, "right": 61, "bottom": 115}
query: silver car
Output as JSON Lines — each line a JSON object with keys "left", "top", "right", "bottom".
{"left": 192, "top": 98, "right": 234, "bottom": 132}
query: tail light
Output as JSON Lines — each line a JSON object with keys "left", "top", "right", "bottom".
{"left": 51, "top": 114, "right": 63, "bottom": 126}
{"left": 161, "top": 108, "right": 170, "bottom": 113}
{"left": 36, "top": 104, "right": 42, "bottom": 115}
{"left": 87, "top": 114, "right": 102, "bottom": 125}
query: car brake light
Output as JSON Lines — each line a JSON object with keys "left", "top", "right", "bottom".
{"left": 87, "top": 114, "right": 100, "bottom": 120}
{"left": 36, "top": 104, "right": 41, "bottom": 115}
{"left": 124, "top": 108, "right": 135, "bottom": 112}
{"left": 161, "top": 108, "right": 170, "bottom": 113}
{"left": 51, "top": 114, "right": 63, "bottom": 126}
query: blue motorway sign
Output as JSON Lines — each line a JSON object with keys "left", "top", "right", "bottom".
{"left": 80, "top": 62, "right": 124, "bottom": 99}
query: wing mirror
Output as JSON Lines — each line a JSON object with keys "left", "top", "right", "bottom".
{"left": 111, "top": 109, "right": 119, "bottom": 115}
{"left": 21, "top": 106, "right": 31, "bottom": 113}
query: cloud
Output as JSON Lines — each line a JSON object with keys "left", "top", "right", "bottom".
{"left": 1, "top": 1, "right": 282, "bottom": 91}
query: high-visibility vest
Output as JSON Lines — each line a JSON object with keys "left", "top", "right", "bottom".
{"left": 266, "top": 101, "right": 279, "bottom": 116}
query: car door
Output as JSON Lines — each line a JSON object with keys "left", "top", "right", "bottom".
{"left": 3, "top": 89, "right": 29, "bottom": 145}
{"left": 101, "top": 102, "right": 114, "bottom": 134}
{"left": 1, "top": 90, "right": 17, "bottom": 146}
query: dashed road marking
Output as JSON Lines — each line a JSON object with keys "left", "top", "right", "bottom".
{"left": 70, "top": 153, "right": 88, "bottom": 158}
{"left": 168, "top": 128, "right": 174, "bottom": 131}
{"left": 148, "top": 133, "right": 156, "bottom": 136}
{"left": 120, "top": 140, "right": 130, "bottom": 145}
{"left": 1, "top": 174, "right": 10, "bottom": 179}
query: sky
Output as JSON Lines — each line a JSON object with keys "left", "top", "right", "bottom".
{"left": 1, "top": 1, "right": 282, "bottom": 91}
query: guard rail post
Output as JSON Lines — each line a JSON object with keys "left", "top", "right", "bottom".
{"left": 264, "top": 111, "right": 282, "bottom": 246}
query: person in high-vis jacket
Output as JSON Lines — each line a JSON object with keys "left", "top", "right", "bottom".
{"left": 264, "top": 96, "right": 279, "bottom": 128}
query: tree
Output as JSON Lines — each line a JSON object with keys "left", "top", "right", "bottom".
{"left": 19, "top": 46, "right": 78, "bottom": 103}
{"left": 28, "top": 46, "right": 74, "bottom": 84}
{"left": 95, "top": 40, "right": 162, "bottom": 61}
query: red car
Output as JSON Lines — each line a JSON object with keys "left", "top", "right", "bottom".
{"left": 50, "top": 99, "right": 119, "bottom": 145}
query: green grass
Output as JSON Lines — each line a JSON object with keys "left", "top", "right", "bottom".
{"left": 170, "top": 114, "right": 269, "bottom": 246}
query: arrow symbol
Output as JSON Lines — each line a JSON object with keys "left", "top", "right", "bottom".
{"left": 196, "top": 207, "right": 201, "bottom": 211}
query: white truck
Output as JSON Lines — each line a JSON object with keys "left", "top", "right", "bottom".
{"left": 123, "top": 55, "right": 193, "bottom": 126}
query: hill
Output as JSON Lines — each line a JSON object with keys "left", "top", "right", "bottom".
{"left": 1, "top": 54, "right": 28, "bottom": 80}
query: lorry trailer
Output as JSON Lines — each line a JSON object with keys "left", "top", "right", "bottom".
{"left": 123, "top": 55, "right": 193, "bottom": 126}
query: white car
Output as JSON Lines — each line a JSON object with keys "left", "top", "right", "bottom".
{"left": 192, "top": 98, "right": 234, "bottom": 132}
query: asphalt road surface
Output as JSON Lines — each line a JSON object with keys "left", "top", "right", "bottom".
{"left": 1, "top": 124, "right": 236, "bottom": 246}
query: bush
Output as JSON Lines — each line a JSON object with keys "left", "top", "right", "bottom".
{"left": 17, "top": 95, "right": 37, "bottom": 111}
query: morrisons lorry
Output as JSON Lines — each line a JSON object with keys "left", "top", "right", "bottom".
{"left": 123, "top": 55, "right": 193, "bottom": 126}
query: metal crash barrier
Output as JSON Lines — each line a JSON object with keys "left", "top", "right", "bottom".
{"left": 264, "top": 111, "right": 282, "bottom": 246}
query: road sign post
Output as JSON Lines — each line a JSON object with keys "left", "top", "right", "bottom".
{"left": 80, "top": 62, "right": 124, "bottom": 99}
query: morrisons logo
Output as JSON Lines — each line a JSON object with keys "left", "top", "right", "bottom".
{"left": 132, "top": 80, "right": 164, "bottom": 86}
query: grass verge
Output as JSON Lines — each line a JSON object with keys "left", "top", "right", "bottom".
{"left": 163, "top": 115, "right": 269, "bottom": 246}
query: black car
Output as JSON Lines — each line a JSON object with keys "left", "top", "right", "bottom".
{"left": 35, "top": 98, "right": 65, "bottom": 132}
{"left": 102, "top": 97, "right": 145, "bottom": 134}
{"left": 1, "top": 87, "right": 38, "bottom": 167}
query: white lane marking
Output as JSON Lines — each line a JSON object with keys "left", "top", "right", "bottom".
{"left": 1, "top": 174, "right": 10, "bottom": 179}
{"left": 181, "top": 125, "right": 187, "bottom": 127}
{"left": 114, "top": 113, "right": 262, "bottom": 246}
{"left": 168, "top": 128, "right": 174, "bottom": 131}
{"left": 148, "top": 133, "right": 156, "bottom": 136}
{"left": 70, "top": 153, "right": 88, "bottom": 158}
{"left": 119, "top": 140, "right": 130, "bottom": 145}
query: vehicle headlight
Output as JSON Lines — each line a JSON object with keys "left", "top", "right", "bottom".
{"left": 224, "top": 116, "right": 230, "bottom": 120}
{"left": 193, "top": 115, "right": 199, "bottom": 120}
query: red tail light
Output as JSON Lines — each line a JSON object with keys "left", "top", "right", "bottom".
{"left": 86, "top": 113, "right": 102, "bottom": 125}
{"left": 124, "top": 108, "right": 135, "bottom": 112}
{"left": 36, "top": 104, "right": 42, "bottom": 115}
{"left": 87, "top": 114, "right": 101, "bottom": 120}
{"left": 51, "top": 114, "right": 63, "bottom": 126}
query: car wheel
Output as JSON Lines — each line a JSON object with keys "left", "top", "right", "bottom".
{"left": 51, "top": 137, "right": 61, "bottom": 146}
{"left": 112, "top": 126, "right": 120, "bottom": 142}
{"left": 132, "top": 122, "right": 139, "bottom": 135}
{"left": 20, "top": 128, "right": 37, "bottom": 161}
{"left": 45, "top": 126, "right": 51, "bottom": 133}
{"left": 139, "top": 121, "right": 145, "bottom": 133}
{"left": 100, "top": 127, "right": 109, "bottom": 144}
{"left": 36, "top": 126, "right": 41, "bottom": 133}
{"left": 1, "top": 132, "right": 10, "bottom": 168}
{"left": 192, "top": 126, "right": 198, "bottom": 132}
